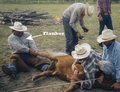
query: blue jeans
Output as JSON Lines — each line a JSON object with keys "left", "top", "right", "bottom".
{"left": 8, "top": 53, "right": 30, "bottom": 73}
{"left": 100, "top": 61, "right": 115, "bottom": 78}
{"left": 8, "top": 63, "right": 49, "bottom": 72}
{"left": 40, "top": 64, "right": 49, "bottom": 71}
{"left": 8, "top": 64, "right": 17, "bottom": 73}
{"left": 20, "top": 53, "right": 30, "bottom": 64}
{"left": 62, "top": 16, "right": 78, "bottom": 55}
{"left": 99, "top": 14, "right": 113, "bottom": 35}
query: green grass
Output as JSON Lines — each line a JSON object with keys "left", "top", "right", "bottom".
{"left": 0, "top": 3, "right": 120, "bottom": 64}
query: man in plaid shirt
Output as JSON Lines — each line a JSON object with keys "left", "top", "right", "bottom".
{"left": 71, "top": 43, "right": 102, "bottom": 89}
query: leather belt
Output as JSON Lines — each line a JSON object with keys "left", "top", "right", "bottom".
{"left": 102, "top": 12, "right": 109, "bottom": 15}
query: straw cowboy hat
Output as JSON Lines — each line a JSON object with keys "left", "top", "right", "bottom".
{"left": 85, "top": 3, "right": 95, "bottom": 19}
{"left": 97, "top": 29, "right": 116, "bottom": 43}
{"left": 71, "top": 43, "right": 91, "bottom": 59}
{"left": 9, "top": 22, "right": 27, "bottom": 32}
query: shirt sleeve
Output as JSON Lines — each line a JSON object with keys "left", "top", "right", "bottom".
{"left": 79, "top": 19, "right": 84, "bottom": 27}
{"left": 97, "top": 0, "right": 101, "bottom": 16}
{"left": 8, "top": 32, "right": 38, "bottom": 53}
{"left": 28, "top": 39, "right": 38, "bottom": 51}
{"left": 8, "top": 36, "right": 30, "bottom": 53}
{"left": 69, "top": 9, "right": 78, "bottom": 32}
{"left": 114, "top": 51, "right": 120, "bottom": 82}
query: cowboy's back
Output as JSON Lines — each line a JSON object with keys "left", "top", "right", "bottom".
{"left": 62, "top": 3, "right": 85, "bottom": 21}
{"left": 62, "top": 3, "right": 85, "bottom": 31}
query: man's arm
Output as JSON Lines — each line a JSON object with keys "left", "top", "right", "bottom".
{"left": 69, "top": 10, "right": 79, "bottom": 32}
{"left": 81, "top": 72, "right": 95, "bottom": 89}
{"left": 28, "top": 39, "right": 38, "bottom": 51}
{"left": 8, "top": 36, "right": 29, "bottom": 53}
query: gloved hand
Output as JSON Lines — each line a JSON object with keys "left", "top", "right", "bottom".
{"left": 77, "top": 31, "right": 84, "bottom": 39}
{"left": 82, "top": 26, "right": 89, "bottom": 32}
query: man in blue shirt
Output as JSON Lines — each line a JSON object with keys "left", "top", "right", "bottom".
{"left": 97, "top": 29, "right": 120, "bottom": 90}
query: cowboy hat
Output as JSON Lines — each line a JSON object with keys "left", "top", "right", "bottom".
{"left": 9, "top": 22, "right": 27, "bottom": 32}
{"left": 97, "top": 29, "right": 116, "bottom": 43}
{"left": 85, "top": 3, "right": 95, "bottom": 19}
{"left": 71, "top": 43, "right": 91, "bottom": 59}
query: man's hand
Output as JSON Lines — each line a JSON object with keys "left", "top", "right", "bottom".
{"left": 72, "top": 62, "right": 81, "bottom": 81}
{"left": 111, "top": 82, "right": 120, "bottom": 90}
{"left": 82, "top": 26, "right": 89, "bottom": 32}
{"left": 77, "top": 31, "right": 84, "bottom": 39}
{"left": 29, "top": 49, "right": 38, "bottom": 56}
{"left": 97, "top": 75, "right": 104, "bottom": 84}
{"left": 98, "top": 15, "right": 103, "bottom": 21}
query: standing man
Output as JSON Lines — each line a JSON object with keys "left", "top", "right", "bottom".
{"left": 97, "top": 0, "right": 113, "bottom": 47}
{"left": 97, "top": 29, "right": 120, "bottom": 90}
{"left": 2, "top": 22, "right": 54, "bottom": 79}
{"left": 62, "top": 3, "right": 95, "bottom": 55}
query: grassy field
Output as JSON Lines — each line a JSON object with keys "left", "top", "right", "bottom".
{"left": 0, "top": 3, "right": 120, "bottom": 63}
{"left": 0, "top": 3, "right": 120, "bottom": 92}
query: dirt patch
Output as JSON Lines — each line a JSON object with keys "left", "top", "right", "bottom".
{"left": 0, "top": 63, "right": 115, "bottom": 92}
{"left": 0, "top": 65, "right": 70, "bottom": 92}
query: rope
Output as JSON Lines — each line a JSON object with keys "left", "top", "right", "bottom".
{"left": 14, "top": 78, "right": 99, "bottom": 92}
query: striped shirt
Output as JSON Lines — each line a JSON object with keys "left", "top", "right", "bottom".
{"left": 97, "top": 0, "right": 112, "bottom": 15}
{"left": 76, "top": 50, "right": 102, "bottom": 89}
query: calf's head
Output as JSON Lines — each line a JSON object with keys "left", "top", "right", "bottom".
{"left": 74, "top": 63, "right": 85, "bottom": 80}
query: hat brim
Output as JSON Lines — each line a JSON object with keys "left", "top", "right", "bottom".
{"left": 72, "top": 43, "right": 91, "bottom": 59}
{"left": 85, "top": 3, "right": 92, "bottom": 19}
{"left": 97, "top": 35, "right": 116, "bottom": 43}
{"left": 9, "top": 26, "right": 27, "bottom": 32}
{"left": 85, "top": 3, "right": 94, "bottom": 19}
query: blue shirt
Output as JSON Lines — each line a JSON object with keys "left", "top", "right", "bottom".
{"left": 102, "top": 41, "right": 120, "bottom": 82}
{"left": 77, "top": 50, "right": 102, "bottom": 89}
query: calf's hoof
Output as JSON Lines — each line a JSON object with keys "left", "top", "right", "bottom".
{"left": 31, "top": 76, "right": 36, "bottom": 81}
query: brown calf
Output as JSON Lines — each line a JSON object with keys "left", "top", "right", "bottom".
{"left": 32, "top": 52, "right": 85, "bottom": 92}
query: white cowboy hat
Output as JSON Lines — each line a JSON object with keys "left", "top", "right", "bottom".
{"left": 97, "top": 29, "right": 116, "bottom": 43}
{"left": 9, "top": 22, "right": 27, "bottom": 32}
{"left": 85, "top": 3, "right": 95, "bottom": 19}
{"left": 71, "top": 43, "right": 91, "bottom": 59}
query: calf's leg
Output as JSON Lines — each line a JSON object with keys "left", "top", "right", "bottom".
{"left": 32, "top": 71, "right": 53, "bottom": 81}
{"left": 38, "top": 52, "right": 57, "bottom": 61}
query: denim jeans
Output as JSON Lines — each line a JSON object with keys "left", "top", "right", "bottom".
{"left": 8, "top": 63, "right": 49, "bottom": 72}
{"left": 99, "top": 14, "right": 113, "bottom": 35}
{"left": 20, "top": 53, "right": 30, "bottom": 64}
{"left": 100, "top": 60, "right": 115, "bottom": 78}
{"left": 40, "top": 64, "right": 49, "bottom": 71}
{"left": 8, "top": 64, "right": 17, "bottom": 73}
{"left": 62, "top": 16, "right": 78, "bottom": 55}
